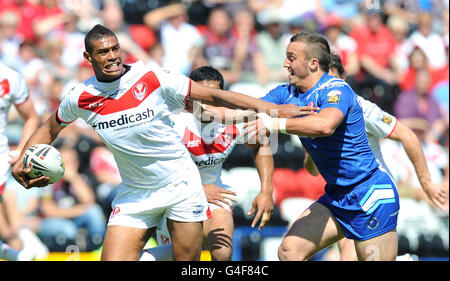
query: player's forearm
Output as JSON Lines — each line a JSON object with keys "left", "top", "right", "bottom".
{"left": 395, "top": 123, "right": 432, "bottom": 189}
{"left": 285, "top": 114, "right": 338, "bottom": 137}
{"left": 258, "top": 107, "right": 342, "bottom": 137}
{"left": 252, "top": 145, "right": 274, "bottom": 196}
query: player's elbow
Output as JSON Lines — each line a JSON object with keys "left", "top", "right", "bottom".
{"left": 317, "top": 123, "right": 335, "bottom": 136}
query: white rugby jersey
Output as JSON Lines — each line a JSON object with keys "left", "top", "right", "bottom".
{"left": 357, "top": 95, "right": 398, "bottom": 179}
{"left": 0, "top": 63, "right": 29, "bottom": 155}
{"left": 57, "top": 61, "right": 198, "bottom": 189}
{"left": 171, "top": 111, "right": 244, "bottom": 187}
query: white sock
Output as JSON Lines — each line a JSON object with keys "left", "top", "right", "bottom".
{"left": 18, "top": 228, "right": 49, "bottom": 259}
{"left": 139, "top": 244, "right": 173, "bottom": 261}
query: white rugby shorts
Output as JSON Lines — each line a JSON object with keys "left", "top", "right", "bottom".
{"left": 108, "top": 166, "right": 209, "bottom": 229}
{"left": 154, "top": 186, "right": 233, "bottom": 246}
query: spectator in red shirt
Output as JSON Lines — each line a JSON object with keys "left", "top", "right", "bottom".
{"left": 0, "top": 0, "right": 41, "bottom": 41}
{"left": 348, "top": 7, "right": 402, "bottom": 114}
{"left": 399, "top": 46, "right": 449, "bottom": 92}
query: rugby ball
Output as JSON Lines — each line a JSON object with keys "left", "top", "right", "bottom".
{"left": 22, "top": 144, "right": 65, "bottom": 184}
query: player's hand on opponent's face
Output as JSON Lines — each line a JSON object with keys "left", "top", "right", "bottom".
{"left": 276, "top": 104, "right": 319, "bottom": 118}
{"left": 248, "top": 192, "right": 274, "bottom": 230}
{"left": 11, "top": 162, "right": 50, "bottom": 189}
{"left": 203, "top": 184, "right": 237, "bottom": 208}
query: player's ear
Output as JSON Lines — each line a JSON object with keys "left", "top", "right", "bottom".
{"left": 83, "top": 51, "right": 93, "bottom": 65}
{"left": 309, "top": 58, "right": 319, "bottom": 72}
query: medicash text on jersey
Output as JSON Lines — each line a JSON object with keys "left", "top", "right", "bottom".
{"left": 91, "top": 108, "right": 155, "bottom": 130}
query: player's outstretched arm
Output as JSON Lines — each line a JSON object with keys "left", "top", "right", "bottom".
{"left": 189, "top": 81, "right": 317, "bottom": 118}
{"left": 11, "top": 112, "right": 65, "bottom": 189}
{"left": 389, "top": 121, "right": 448, "bottom": 211}
{"left": 244, "top": 107, "right": 344, "bottom": 139}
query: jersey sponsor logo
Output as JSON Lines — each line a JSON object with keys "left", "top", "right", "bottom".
{"left": 327, "top": 90, "right": 342, "bottom": 104}
{"left": 187, "top": 140, "right": 201, "bottom": 148}
{"left": 91, "top": 107, "right": 155, "bottom": 130}
{"left": 182, "top": 125, "right": 239, "bottom": 156}
{"left": 0, "top": 79, "right": 10, "bottom": 97}
{"left": 381, "top": 114, "right": 392, "bottom": 125}
{"left": 88, "top": 101, "right": 103, "bottom": 109}
{"left": 78, "top": 71, "right": 160, "bottom": 115}
{"left": 194, "top": 156, "right": 227, "bottom": 168}
{"left": 132, "top": 82, "right": 148, "bottom": 101}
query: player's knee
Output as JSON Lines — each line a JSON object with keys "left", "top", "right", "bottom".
{"left": 278, "top": 240, "right": 307, "bottom": 261}
{"left": 210, "top": 246, "right": 232, "bottom": 261}
{"left": 173, "top": 244, "right": 201, "bottom": 261}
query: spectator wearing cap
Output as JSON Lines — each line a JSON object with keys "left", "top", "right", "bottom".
{"left": 324, "top": 14, "right": 359, "bottom": 77}
{"left": 256, "top": 10, "right": 289, "bottom": 86}
{"left": 348, "top": 7, "right": 401, "bottom": 113}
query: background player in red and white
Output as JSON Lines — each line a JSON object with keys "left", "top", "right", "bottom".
{"left": 11, "top": 25, "right": 311, "bottom": 261}
{"left": 304, "top": 54, "right": 448, "bottom": 260}
{"left": 139, "top": 66, "right": 276, "bottom": 261}
{"left": 0, "top": 62, "right": 39, "bottom": 261}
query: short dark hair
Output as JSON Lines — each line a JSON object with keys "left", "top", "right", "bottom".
{"left": 84, "top": 24, "right": 117, "bottom": 54}
{"left": 290, "top": 31, "right": 331, "bottom": 72}
{"left": 329, "top": 53, "right": 346, "bottom": 78}
{"left": 189, "top": 66, "right": 224, "bottom": 90}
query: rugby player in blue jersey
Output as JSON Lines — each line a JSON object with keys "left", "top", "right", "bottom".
{"left": 244, "top": 32, "right": 400, "bottom": 261}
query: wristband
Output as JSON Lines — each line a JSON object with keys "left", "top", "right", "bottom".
{"left": 257, "top": 113, "right": 275, "bottom": 133}
{"left": 278, "top": 118, "right": 288, "bottom": 134}
{"left": 257, "top": 113, "right": 288, "bottom": 134}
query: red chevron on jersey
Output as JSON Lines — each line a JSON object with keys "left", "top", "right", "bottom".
{"left": 78, "top": 71, "right": 161, "bottom": 115}
{"left": 183, "top": 125, "right": 239, "bottom": 156}
{"left": 0, "top": 79, "right": 10, "bottom": 97}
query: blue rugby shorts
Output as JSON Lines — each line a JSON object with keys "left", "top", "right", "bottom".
{"left": 317, "top": 168, "right": 399, "bottom": 241}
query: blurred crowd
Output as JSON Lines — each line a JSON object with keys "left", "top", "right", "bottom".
{"left": 0, "top": 0, "right": 448, "bottom": 260}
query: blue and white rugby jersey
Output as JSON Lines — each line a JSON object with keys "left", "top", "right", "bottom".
{"left": 261, "top": 73, "right": 379, "bottom": 187}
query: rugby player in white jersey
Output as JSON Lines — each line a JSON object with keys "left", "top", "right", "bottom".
{"left": 0, "top": 62, "right": 39, "bottom": 261}
{"left": 11, "top": 25, "right": 313, "bottom": 261}
{"left": 139, "top": 66, "right": 275, "bottom": 261}
{"left": 303, "top": 54, "right": 448, "bottom": 260}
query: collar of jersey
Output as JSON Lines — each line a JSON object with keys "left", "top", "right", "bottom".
{"left": 302, "top": 73, "right": 331, "bottom": 96}
{"left": 93, "top": 63, "right": 135, "bottom": 91}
